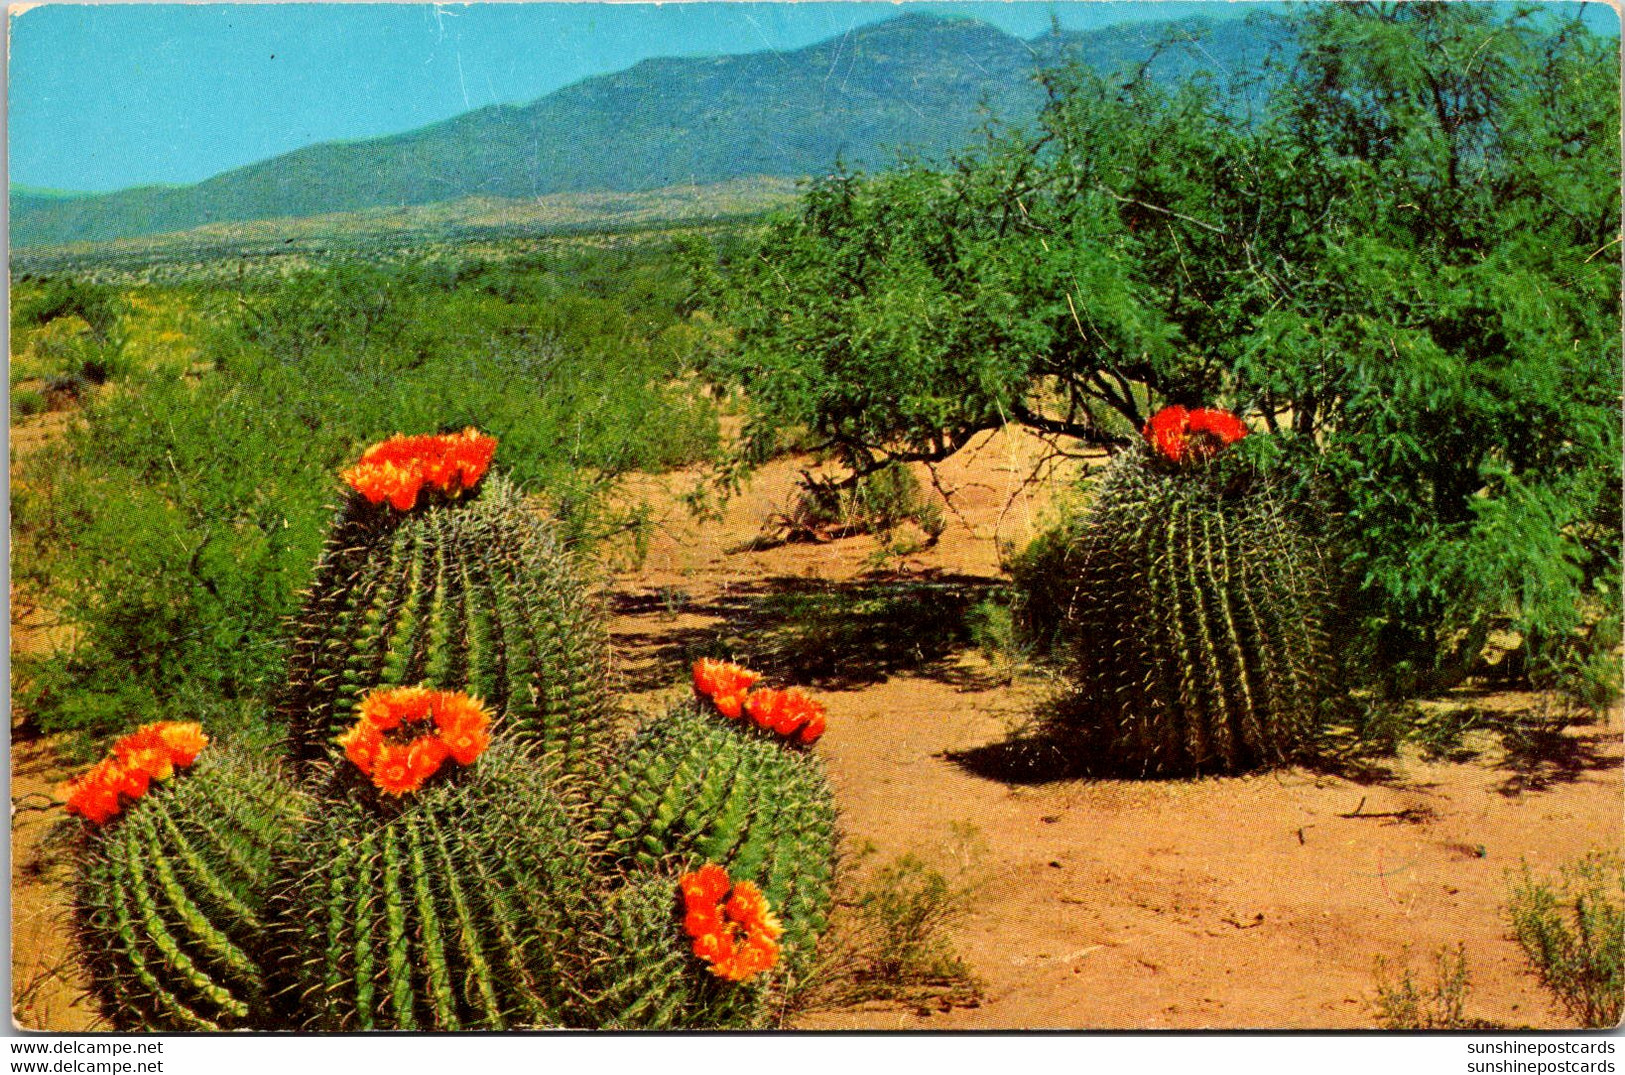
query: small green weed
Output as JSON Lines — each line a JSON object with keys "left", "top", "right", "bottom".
{"left": 1506, "top": 852, "right": 1624, "bottom": 1028}
{"left": 1372, "top": 944, "right": 1480, "bottom": 1030}
{"left": 807, "top": 825, "right": 984, "bottom": 1012}
{"left": 965, "top": 594, "right": 1028, "bottom": 683}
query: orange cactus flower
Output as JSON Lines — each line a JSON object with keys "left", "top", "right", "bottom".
{"left": 59, "top": 763, "right": 125, "bottom": 825}
{"left": 681, "top": 862, "right": 733, "bottom": 907}
{"left": 407, "top": 736, "right": 452, "bottom": 782}
{"left": 338, "top": 721, "right": 383, "bottom": 773}
{"left": 439, "top": 719, "right": 491, "bottom": 768}
{"left": 342, "top": 686, "right": 490, "bottom": 794}
{"left": 692, "top": 658, "right": 760, "bottom": 720}
{"left": 796, "top": 710, "right": 827, "bottom": 745}
{"left": 358, "top": 686, "right": 435, "bottom": 732}
{"left": 1143, "top": 405, "right": 1189, "bottom": 463}
{"left": 57, "top": 720, "right": 210, "bottom": 826}
{"left": 113, "top": 729, "right": 177, "bottom": 783}
{"left": 154, "top": 722, "right": 209, "bottom": 767}
{"left": 678, "top": 864, "right": 783, "bottom": 983}
{"left": 372, "top": 742, "right": 423, "bottom": 796}
{"left": 743, "top": 687, "right": 827, "bottom": 744}
{"left": 342, "top": 429, "right": 498, "bottom": 511}
{"left": 1188, "top": 408, "right": 1249, "bottom": 447}
{"left": 106, "top": 760, "right": 151, "bottom": 801}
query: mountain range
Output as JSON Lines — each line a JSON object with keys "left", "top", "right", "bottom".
{"left": 10, "top": 13, "right": 1289, "bottom": 249}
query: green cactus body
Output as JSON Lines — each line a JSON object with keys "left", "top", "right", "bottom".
{"left": 272, "top": 745, "right": 597, "bottom": 1031}
{"left": 278, "top": 476, "right": 614, "bottom": 780}
{"left": 73, "top": 746, "right": 309, "bottom": 1031}
{"left": 589, "top": 701, "right": 837, "bottom": 982}
{"left": 1058, "top": 451, "right": 1336, "bottom": 775}
{"left": 583, "top": 872, "right": 776, "bottom": 1030}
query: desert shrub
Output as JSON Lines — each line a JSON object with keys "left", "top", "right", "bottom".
{"left": 12, "top": 388, "right": 47, "bottom": 420}
{"left": 1372, "top": 944, "right": 1478, "bottom": 1030}
{"left": 808, "top": 832, "right": 982, "bottom": 1011}
{"left": 775, "top": 465, "right": 944, "bottom": 544}
{"left": 1007, "top": 514, "right": 1084, "bottom": 660}
{"left": 11, "top": 277, "right": 122, "bottom": 340}
{"left": 1506, "top": 853, "right": 1624, "bottom": 1028}
{"left": 964, "top": 594, "right": 1027, "bottom": 680}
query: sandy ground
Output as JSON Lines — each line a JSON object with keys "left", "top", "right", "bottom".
{"left": 11, "top": 423, "right": 1622, "bottom": 1031}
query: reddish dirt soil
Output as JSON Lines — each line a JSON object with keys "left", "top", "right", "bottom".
{"left": 11, "top": 423, "right": 1621, "bottom": 1031}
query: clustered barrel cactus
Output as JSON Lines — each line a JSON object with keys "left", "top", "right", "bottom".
{"left": 1045, "top": 405, "right": 1339, "bottom": 775}
{"left": 63, "top": 429, "right": 838, "bottom": 1031}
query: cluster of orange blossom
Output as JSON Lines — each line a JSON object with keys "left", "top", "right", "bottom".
{"left": 57, "top": 722, "right": 209, "bottom": 825}
{"left": 341, "top": 428, "right": 498, "bottom": 511}
{"left": 679, "top": 862, "right": 783, "bottom": 982}
{"left": 337, "top": 686, "right": 492, "bottom": 796}
{"left": 691, "top": 659, "right": 827, "bottom": 745}
{"left": 1143, "top": 405, "right": 1249, "bottom": 464}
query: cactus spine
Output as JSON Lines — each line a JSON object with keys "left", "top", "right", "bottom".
{"left": 279, "top": 476, "right": 613, "bottom": 779}
{"left": 1056, "top": 450, "right": 1336, "bottom": 775}
{"left": 73, "top": 747, "right": 309, "bottom": 1031}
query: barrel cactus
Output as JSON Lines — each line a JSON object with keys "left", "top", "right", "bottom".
{"left": 1046, "top": 406, "right": 1338, "bottom": 775}
{"left": 269, "top": 742, "right": 598, "bottom": 1031}
{"left": 589, "top": 694, "right": 837, "bottom": 980}
{"left": 582, "top": 869, "right": 781, "bottom": 1029}
{"left": 69, "top": 735, "right": 309, "bottom": 1031}
{"left": 278, "top": 432, "right": 613, "bottom": 781}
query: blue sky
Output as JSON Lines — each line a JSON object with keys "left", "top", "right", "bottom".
{"left": 8, "top": 2, "right": 1619, "bottom": 194}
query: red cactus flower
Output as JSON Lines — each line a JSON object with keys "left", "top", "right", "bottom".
{"left": 1142, "top": 405, "right": 1248, "bottom": 463}
{"left": 678, "top": 863, "right": 783, "bottom": 982}
{"left": 342, "top": 429, "right": 498, "bottom": 511}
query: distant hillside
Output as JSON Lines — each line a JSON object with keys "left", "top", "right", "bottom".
{"left": 10, "top": 13, "right": 1289, "bottom": 249}
{"left": 9, "top": 176, "right": 802, "bottom": 281}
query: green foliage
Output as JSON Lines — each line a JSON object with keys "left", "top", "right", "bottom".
{"left": 719, "top": 3, "right": 1621, "bottom": 703}
{"left": 1371, "top": 944, "right": 1479, "bottom": 1030}
{"left": 279, "top": 476, "right": 614, "bottom": 780}
{"left": 964, "top": 594, "right": 1027, "bottom": 681}
{"left": 12, "top": 243, "right": 719, "bottom": 745}
{"left": 589, "top": 699, "right": 838, "bottom": 981}
{"left": 11, "top": 388, "right": 48, "bottom": 420}
{"left": 1506, "top": 853, "right": 1624, "bottom": 1028}
{"left": 1039, "top": 449, "right": 1338, "bottom": 775}
{"left": 73, "top": 746, "right": 310, "bottom": 1031}
{"left": 10, "top": 277, "right": 122, "bottom": 341}
{"left": 270, "top": 745, "right": 598, "bottom": 1030}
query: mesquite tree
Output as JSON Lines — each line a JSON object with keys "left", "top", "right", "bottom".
{"left": 718, "top": 4, "right": 1621, "bottom": 700}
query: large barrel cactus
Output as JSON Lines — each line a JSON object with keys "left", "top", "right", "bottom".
{"left": 589, "top": 698, "right": 837, "bottom": 980}
{"left": 279, "top": 471, "right": 613, "bottom": 779}
{"left": 1048, "top": 406, "right": 1338, "bottom": 775}
{"left": 71, "top": 742, "right": 309, "bottom": 1031}
{"left": 269, "top": 744, "right": 598, "bottom": 1030}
